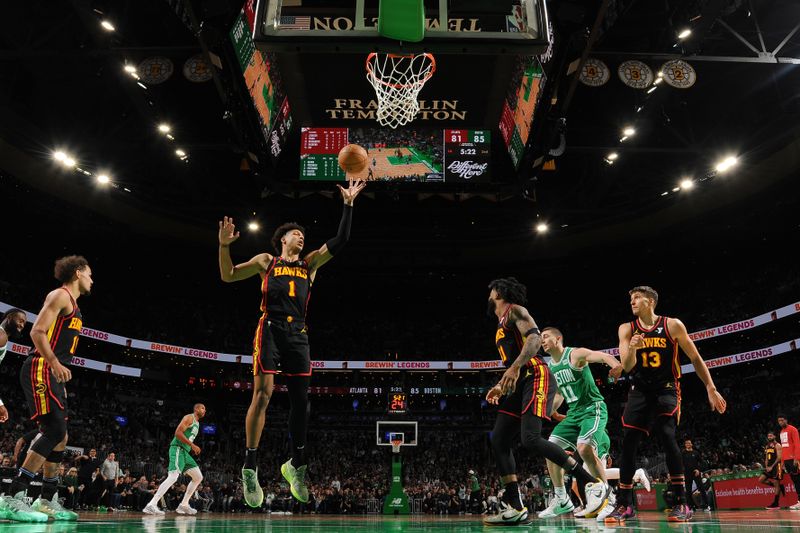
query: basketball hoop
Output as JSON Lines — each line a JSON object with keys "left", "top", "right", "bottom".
{"left": 366, "top": 52, "right": 436, "bottom": 129}
{"left": 391, "top": 439, "right": 403, "bottom": 454}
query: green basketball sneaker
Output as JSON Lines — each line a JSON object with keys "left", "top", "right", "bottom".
{"left": 242, "top": 467, "right": 264, "bottom": 508}
{"left": 281, "top": 460, "right": 309, "bottom": 503}
{"left": 32, "top": 493, "right": 78, "bottom": 521}
{"left": 0, "top": 492, "right": 49, "bottom": 522}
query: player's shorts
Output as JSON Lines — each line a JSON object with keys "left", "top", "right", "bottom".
{"left": 497, "top": 361, "right": 556, "bottom": 420}
{"left": 20, "top": 355, "right": 68, "bottom": 420}
{"left": 621, "top": 384, "right": 680, "bottom": 435}
{"left": 764, "top": 464, "right": 783, "bottom": 480}
{"left": 549, "top": 402, "right": 610, "bottom": 458}
{"left": 252, "top": 315, "right": 311, "bottom": 377}
{"left": 168, "top": 445, "right": 199, "bottom": 473}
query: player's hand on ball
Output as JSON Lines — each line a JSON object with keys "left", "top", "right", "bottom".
{"left": 499, "top": 366, "right": 520, "bottom": 394}
{"left": 707, "top": 387, "right": 726, "bottom": 413}
{"left": 218, "top": 216, "right": 240, "bottom": 245}
{"left": 609, "top": 364, "right": 623, "bottom": 382}
{"left": 337, "top": 178, "right": 367, "bottom": 205}
{"left": 191, "top": 444, "right": 201, "bottom": 455}
{"left": 485, "top": 385, "right": 503, "bottom": 405}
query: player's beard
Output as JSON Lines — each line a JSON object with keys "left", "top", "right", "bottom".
{"left": 486, "top": 299, "right": 496, "bottom": 318}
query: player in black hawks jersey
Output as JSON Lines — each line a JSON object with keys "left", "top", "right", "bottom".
{"left": 0, "top": 256, "right": 91, "bottom": 522}
{"left": 605, "top": 286, "right": 726, "bottom": 525}
{"left": 218, "top": 178, "right": 366, "bottom": 509}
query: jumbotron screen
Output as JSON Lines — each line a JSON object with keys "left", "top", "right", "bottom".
{"left": 299, "top": 127, "right": 490, "bottom": 182}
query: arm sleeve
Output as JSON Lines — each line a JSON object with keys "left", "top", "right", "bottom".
{"left": 325, "top": 204, "right": 353, "bottom": 256}
{"left": 793, "top": 427, "right": 800, "bottom": 458}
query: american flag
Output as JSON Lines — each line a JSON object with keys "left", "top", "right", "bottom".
{"left": 279, "top": 16, "right": 311, "bottom": 30}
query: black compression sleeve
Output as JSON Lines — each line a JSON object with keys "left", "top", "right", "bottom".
{"left": 325, "top": 204, "right": 353, "bottom": 256}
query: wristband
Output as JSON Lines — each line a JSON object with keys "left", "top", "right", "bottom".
{"left": 524, "top": 327, "right": 540, "bottom": 337}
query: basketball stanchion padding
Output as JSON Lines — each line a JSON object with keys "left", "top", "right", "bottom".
{"left": 377, "top": 0, "right": 425, "bottom": 42}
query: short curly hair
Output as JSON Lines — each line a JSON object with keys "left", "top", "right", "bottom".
{"left": 271, "top": 223, "right": 305, "bottom": 254}
{"left": 488, "top": 277, "right": 527, "bottom": 305}
{"left": 54, "top": 255, "right": 89, "bottom": 284}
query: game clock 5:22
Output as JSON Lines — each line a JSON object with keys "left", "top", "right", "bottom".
{"left": 444, "top": 129, "right": 491, "bottom": 183}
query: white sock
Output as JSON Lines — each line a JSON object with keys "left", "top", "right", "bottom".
{"left": 555, "top": 486, "right": 568, "bottom": 503}
{"left": 149, "top": 471, "right": 179, "bottom": 507}
{"left": 182, "top": 479, "right": 201, "bottom": 506}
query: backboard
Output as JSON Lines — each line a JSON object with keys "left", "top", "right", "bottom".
{"left": 376, "top": 420, "right": 418, "bottom": 448}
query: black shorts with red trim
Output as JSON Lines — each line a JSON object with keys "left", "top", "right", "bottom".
{"left": 622, "top": 384, "right": 680, "bottom": 435}
{"left": 764, "top": 465, "right": 783, "bottom": 480}
{"left": 497, "top": 362, "right": 556, "bottom": 420}
{"left": 252, "top": 316, "right": 311, "bottom": 376}
{"left": 20, "top": 355, "right": 68, "bottom": 420}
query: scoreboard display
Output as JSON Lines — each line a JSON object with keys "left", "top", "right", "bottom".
{"left": 299, "top": 127, "right": 348, "bottom": 181}
{"left": 387, "top": 392, "right": 408, "bottom": 415}
{"left": 443, "top": 129, "right": 491, "bottom": 182}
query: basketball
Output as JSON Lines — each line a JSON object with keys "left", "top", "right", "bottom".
{"left": 338, "top": 144, "right": 368, "bottom": 174}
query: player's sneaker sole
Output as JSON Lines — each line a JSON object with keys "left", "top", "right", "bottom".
{"left": 242, "top": 468, "right": 264, "bottom": 508}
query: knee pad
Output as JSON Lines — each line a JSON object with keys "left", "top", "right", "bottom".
{"left": 30, "top": 415, "right": 67, "bottom": 457}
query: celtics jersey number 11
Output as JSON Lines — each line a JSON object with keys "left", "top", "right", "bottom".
{"left": 548, "top": 347, "right": 604, "bottom": 412}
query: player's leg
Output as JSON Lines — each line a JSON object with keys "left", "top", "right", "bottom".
{"left": 652, "top": 413, "right": 691, "bottom": 521}
{"left": 605, "top": 389, "right": 649, "bottom": 524}
{"left": 280, "top": 326, "right": 312, "bottom": 504}
{"left": 177, "top": 464, "right": 203, "bottom": 515}
{"left": 245, "top": 372, "right": 274, "bottom": 459}
{"left": 484, "top": 413, "right": 528, "bottom": 525}
{"left": 539, "top": 417, "right": 579, "bottom": 518}
{"left": 30, "top": 426, "right": 77, "bottom": 521}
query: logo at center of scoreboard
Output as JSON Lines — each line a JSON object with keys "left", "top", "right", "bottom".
{"left": 447, "top": 161, "right": 489, "bottom": 180}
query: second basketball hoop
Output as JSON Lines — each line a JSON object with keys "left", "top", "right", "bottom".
{"left": 366, "top": 52, "right": 436, "bottom": 129}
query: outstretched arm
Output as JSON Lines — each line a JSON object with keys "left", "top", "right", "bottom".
{"left": 574, "top": 347, "right": 624, "bottom": 381}
{"left": 218, "top": 217, "right": 271, "bottom": 282}
{"left": 669, "top": 318, "right": 727, "bottom": 413}
{"left": 307, "top": 178, "right": 366, "bottom": 273}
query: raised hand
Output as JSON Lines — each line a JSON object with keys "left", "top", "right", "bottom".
{"left": 337, "top": 178, "right": 367, "bottom": 206}
{"left": 219, "top": 216, "right": 240, "bottom": 246}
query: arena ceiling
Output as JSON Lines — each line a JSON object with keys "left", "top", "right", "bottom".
{"left": 0, "top": 0, "right": 798, "bottom": 254}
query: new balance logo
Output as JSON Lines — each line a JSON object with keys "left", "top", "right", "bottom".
{"left": 391, "top": 498, "right": 403, "bottom": 506}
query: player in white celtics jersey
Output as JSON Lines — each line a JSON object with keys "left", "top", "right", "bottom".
{"left": 539, "top": 327, "right": 622, "bottom": 519}
{"left": 144, "top": 404, "right": 206, "bottom": 515}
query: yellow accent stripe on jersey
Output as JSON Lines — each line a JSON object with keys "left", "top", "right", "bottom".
{"left": 35, "top": 357, "right": 48, "bottom": 415}
{"left": 46, "top": 319, "right": 57, "bottom": 341}
{"left": 252, "top": 315, "right": 265, "bottom": 376}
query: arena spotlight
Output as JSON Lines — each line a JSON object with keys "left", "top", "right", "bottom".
{"left": 53, "top": 151, "right": 67, "bottom": 161}
{"left": 680, "top": 178, "right": 694, "bottom": 190}
{"left": 678, "top": 28, "right": 692, "bottom": 39}
{"left": 175, "top": 149, "right": 186, "bottom": 157}
{"left": 63, "top": 157, "right": 76, "bottom": 167}
{"left": 100, "top": 20, "right": 116, "bottom": 31}
{"left": 97, "top": 174, "right": 111, "bottom": 185}
{"left": 158, "top": 123, "right": 171, "bottom": 134}
{"left": 124, "top": 64, "right": 136, "bottom": 74}
{"left": 647, "top": 86, "right": 657, "bottom": 94}
{"left": 653, "top": 77, "right": 663, "bottom": 85}
{"left": 536, "top": 222, "right": 549, "bottom": 234}
{"left": 672, "top": 187, "right": 680, "bottom": 192}
{"left": 623, "top": 126, "right": 636, "bottom": 137}
{"left": 607, "top": 152, "right": 619, "bottom": 161}
{"left": 248, "top": 221, "right": 260, "bottom": 232}
{"left": 165, "top": 134, "right": 175, "bottom": 141}
{"left": 715, "top": 156, "right": 738, "bottom": 173}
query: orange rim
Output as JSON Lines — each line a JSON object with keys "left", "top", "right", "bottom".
{"left": 365, "top": 52, "right": 436, "bottom": 89}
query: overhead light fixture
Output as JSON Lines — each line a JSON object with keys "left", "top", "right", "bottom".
{"left": 647, "top": 86, "right": 657, "bottom": 94}
{"left": 636, "top": 106, "right": 643, "bottom": 113}
{"left": 175, "top": 149, "right": 186, "bottom": 157}
{"left": 653, "top": 77, "right": 663, "bottom": 85}
{"left": 166, "top": 133, "right": 175, "bottom": 141}
{"left": 248, "top": 221, "right": 260, "bottom": 231}
{"left": 63, "top": 157, "right": 76, "bottom": 167}
{"left": 661, "top": 191, "right": 669, "bottom": 196}
{"left": 54, "top": 151, "right": 67, "bottom": 161}
{"left": 136, "top": 82, "right": 147, "bottom": 89}
{"left": 678, "top": 28, "right": 692, "bottom": 39}
{"left": 158, "top": 123, "right": 171, "bottom": 133}
{"left": 623, "top": 126, "right": 636, "bottom": 136}
{"left": 680, "top": 178, "right": 694, "bottom": 190}
{"left": 672, "top": 187, "right": 680, "bottom": 192}
{"left": 97, "top": 174, "right": 111, "bottom": 185}
{"left": 124, "top": 64, "right": 136, "bottom": 73}
{"left": 715, "top": 155, "right": 738, "bottom": 173}
{"left": 100, "top": 20, "right": 116, "bottom": 32}
{"left": 657, "top": 71, "right": 664, "bottom": 78}
{"left": 619, "top": 136, "right": 628, "bottom": 142}
{"left": 607, "top": 152, "right": 619, "bottom": 161}
{"left": 535, "top": 223, "right": 548, "bottom": 234}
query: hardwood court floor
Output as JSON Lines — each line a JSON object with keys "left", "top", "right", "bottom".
{"left": 1, "top": 510, "right": 799, "bottom": 532}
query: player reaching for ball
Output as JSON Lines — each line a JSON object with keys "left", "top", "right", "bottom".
{"left": 218, "top": 177, "right": 366, "bottom": 509}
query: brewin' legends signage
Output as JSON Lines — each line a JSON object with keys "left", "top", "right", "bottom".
{"left": 443, "top": 129, "right": 490, "bottom": 182}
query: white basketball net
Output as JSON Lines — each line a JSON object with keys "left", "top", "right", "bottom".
{"left": 366, "top": 53, "right": 436, "bottom": 129}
